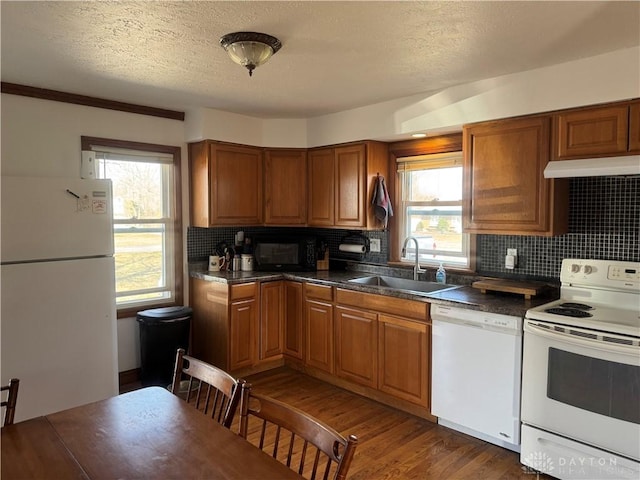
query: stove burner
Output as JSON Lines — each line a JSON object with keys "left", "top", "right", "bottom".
{"left": 545, "top": 307, "right": 593, "bottom": 318}
{"left": 559, "top": 302, "right": 593, "bottom": 310}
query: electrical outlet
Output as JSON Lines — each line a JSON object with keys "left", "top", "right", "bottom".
{"left": 505, "top": 248, "right": 517, "bottom": 269}
{"left": 370, "top": 238, "right": 381, "bottom": 252}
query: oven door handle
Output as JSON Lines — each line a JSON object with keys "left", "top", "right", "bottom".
{"left": 525, "top": 321, "right": 638, "bottom": 357}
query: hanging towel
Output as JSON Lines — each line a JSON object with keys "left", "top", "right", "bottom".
{"left": 371, "top": 175, "right": 393, "bottom": 228}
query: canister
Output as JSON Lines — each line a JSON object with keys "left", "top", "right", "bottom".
{"left": 241, "top": 254, "right": 253, "bottom": 272}
{"left": 232, "top": 256, "right": 241, "bottom": 271}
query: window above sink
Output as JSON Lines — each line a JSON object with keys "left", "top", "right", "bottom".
{"left": 396, "top": 151, "right": 471, "bottom": 270}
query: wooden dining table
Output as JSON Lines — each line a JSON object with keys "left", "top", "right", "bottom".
{"left": 1, "top": 386, "right": 303, "bottom": 479}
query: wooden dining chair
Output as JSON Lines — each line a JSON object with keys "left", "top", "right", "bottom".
{"left": 1, "top": 378, "right": 20, "bottom": 426}
{"left": 170, "top": 348, "right": 242, "bottom": 429}
{"left": 239, "top": 383, "right": 358, "bottom": 480}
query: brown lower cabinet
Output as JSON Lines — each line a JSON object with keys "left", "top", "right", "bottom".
{"left": 190, "top": 278, "right": 285, "bottom": 375}
{"left": 335, "top": 306, "right": 377, "bottom": 389}
{"left": 260, "top": 281, "right": 284, "bottom": 361}
{"left": 229, "top": 296, "right": 257, "bottom": 370}
{"left": 333, "top": 298, "right": 430, "bottom": 408}
{"left": 283, "top": 281, "right": 304, "bottom": 359}
{"left": 378, "top": 314, "right": 430, "bottom": 408}
{"left": 191, "top": 278, "right": 433, "bottom": 419}
{"left": 304, "top": 283, "right": 334, "bottom": 374}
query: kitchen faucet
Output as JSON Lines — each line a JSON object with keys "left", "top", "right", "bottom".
{"left": 401, "top": 236, "right": 426, "bottom": 280}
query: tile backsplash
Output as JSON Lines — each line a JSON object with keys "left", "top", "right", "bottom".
{"left": 187, "top": 176, "right": 638, "bottom": 282}
{"left": 477, "top": 176, "right": 639, "bottom": 281}
{"left": 187, "top": 226, "right": 388, "bottom": 265}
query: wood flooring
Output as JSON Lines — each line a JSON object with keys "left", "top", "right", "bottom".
{"left": 122, "top": 367, "right": 550, "bottom": 479}
{"left": 241, "top": 367, "right": 550, "bottom": 480}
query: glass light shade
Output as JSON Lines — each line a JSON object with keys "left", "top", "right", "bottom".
{"left": 220, "top": 32, "right": 281, "bottom": 76}
{"left": 225, "top": 41, "right": 274, "bottom": 69}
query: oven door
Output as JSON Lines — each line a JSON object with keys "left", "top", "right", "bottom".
{"left": 522, "top": 319, "right": 640, "bottom": 461}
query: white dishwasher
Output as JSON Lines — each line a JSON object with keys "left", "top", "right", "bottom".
{"left": 431, "top": 304, "right": 523, "bottom": 452}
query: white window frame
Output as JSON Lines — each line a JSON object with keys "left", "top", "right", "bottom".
{"left": 82, "top": 137, "right": 182, "bottom": 315}
{"left": 397, "top": 152, "right": 471, "bottom": 269}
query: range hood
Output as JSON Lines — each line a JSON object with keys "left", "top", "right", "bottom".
{"left": 543, "top": 155, "right": 640, "bottom": 178}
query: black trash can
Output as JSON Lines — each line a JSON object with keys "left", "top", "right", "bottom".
{"left": 136, "top": 306, "right": 192, "bottom": 387}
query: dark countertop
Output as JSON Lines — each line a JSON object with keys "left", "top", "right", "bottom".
{"left": 190, "top": 267, "right": 558, "bottom": 318}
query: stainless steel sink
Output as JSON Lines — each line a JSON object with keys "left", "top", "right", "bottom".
{"left": 347, "top": 275, "right": 459, "bottom": 295}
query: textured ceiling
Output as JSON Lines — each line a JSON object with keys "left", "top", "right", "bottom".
{"left": 1, "top": 1, "right": 639, "bottom": 118}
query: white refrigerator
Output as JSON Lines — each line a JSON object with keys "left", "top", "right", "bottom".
{"left": 1, "top": 176, "right": 119, "bottom": 422}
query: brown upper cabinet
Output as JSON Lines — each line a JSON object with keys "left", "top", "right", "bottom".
{"left": 629, "top": 101, "right": 640, "bottom": 153}
{"left": 189, "top": 141, "right": 263, "bottom": 226}
{"left": 264, "top": 149, "right": 307, "bottom": 225}
{"left": 552, "top": 101, "right": 639, "bottom": 160}
{"left": 308, "top": 142, "right": 389, "bottom": 230}
{"left": 190, "top": 140, "right": 388, "bottom": 229}
{"left": 307, "top": 148, "right": 336, "bottom": 226}
{"left": 463, "top": 115, "right": 568, "bottom": 236}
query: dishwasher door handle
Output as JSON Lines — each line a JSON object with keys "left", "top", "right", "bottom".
{"left": 433, "top": 317, "right": 484, "bottom": 329}
{"left": 433, "top": 317, "right": 499, "bottom": 332}
{"left": 461, "top": 321, "right": 485, "bottom": 329}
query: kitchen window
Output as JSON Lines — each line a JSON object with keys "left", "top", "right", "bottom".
{"left": 396, "top": 152, "right": 471, "bottom": 269}
{"left": 81, "top": 137, "right": 183, "bottom": 316}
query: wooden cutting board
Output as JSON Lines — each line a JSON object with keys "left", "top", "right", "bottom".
{"left": 472, "top": 279, "right": 549, "bottom": 300}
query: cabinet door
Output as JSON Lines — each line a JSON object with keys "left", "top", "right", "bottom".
{"left": 378, "top": 314, "right": 430, "bottom": 407}
{"left": 335, "top": 306, "right": 377, "bottom": 388}
{"left": 629, "top": 102, "right": 640, "bottom": 153}
{"left": 463, "top": 116, "right": 567, "bottom": 235}
{"left": 260, "top": 281, "right": 284, "bottom": 361}
{"left": 189, "top": 142, "right": 211, "bottom": 228}
{"left": 305, "top": 299, "right": 334, "bottom": 373}
{"left": 284, "top": 281, "right": 304, "bottom": 359}
{"left": 307, "top": 148, "right": 335, "bottom": 226}
{"left": 334, "top": 144, "right": 366, "bottom": 227}
{"left": 552, "top": 104, "right": 629, "bottom": 160}
{"left": 209, "top": 143, "right": 263, "bottom": 225}
{"left": 264, "top": 150, "right": 307, "bottom": 225}
{"left": 229, "top": 298, "right": 257, "bottom": 370}
{"left": 189, "top": 278, "right": 227, "bottom": 368}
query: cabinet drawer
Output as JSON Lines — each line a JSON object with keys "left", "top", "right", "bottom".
{"left": 336, "top": 288, "right": 428, "bottom": 321}
{"left": 230, "top": 282, "right": 257, "bottom": 300}
{"left": 304, "top": 283, "right": 333, "bottom": 301}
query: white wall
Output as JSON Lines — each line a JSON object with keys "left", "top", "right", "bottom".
{"left": 306, "top": 46, "right": 640, "bottom": 146}
{"left": 188, "top": 47, "right": 639, "bottom": 148}
{"left": 184, "top": 106, "right": 308, "bottom": 147}
{"left": 1, "top": 95, "right": 187, "bottom": 372}
{"left": 2, "top": 46, "right": 639, "bottom": 373}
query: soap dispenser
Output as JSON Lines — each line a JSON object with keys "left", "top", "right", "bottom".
{"left": 436, "top": 263, "right": 447, "bottom": 284}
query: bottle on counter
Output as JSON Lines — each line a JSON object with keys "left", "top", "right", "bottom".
{"left": 243, "top": 237, "right": 253, "bottom": 254}
{"left": 436, "top": 263, "right": 447, "bottom": 284}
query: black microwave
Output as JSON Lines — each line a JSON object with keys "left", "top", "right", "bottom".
{"left": 253, "top": 237, "right": 317, "bottom": 271}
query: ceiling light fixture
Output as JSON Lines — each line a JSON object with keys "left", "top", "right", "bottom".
{"left": 219, "top": 31, "right": 282, "bottom": 77}
{"left": 412, "top": 133, "right": 427, "bottom": 138}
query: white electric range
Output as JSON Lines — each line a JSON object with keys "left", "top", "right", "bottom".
{"left": 521, "top": 259, "right": 640, "bottom": 480}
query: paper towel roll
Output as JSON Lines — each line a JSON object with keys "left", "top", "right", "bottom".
{"left": 339, "top": 243, "right": 366, "bottom": 254}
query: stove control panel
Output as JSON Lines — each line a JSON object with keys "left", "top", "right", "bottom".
{"left": 561, "top": 259, "right": 640, "bottom": 291}
{"left": 608, "top": 265, "right": 640, "bottom": 282}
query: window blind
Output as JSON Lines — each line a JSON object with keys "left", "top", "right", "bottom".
{"left": 396, "top": 152, "right": 462, "bottom": 172}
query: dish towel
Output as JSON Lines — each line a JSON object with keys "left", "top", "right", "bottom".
{"left": 371, "top": 175, "right": 393, "bottom": 228}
